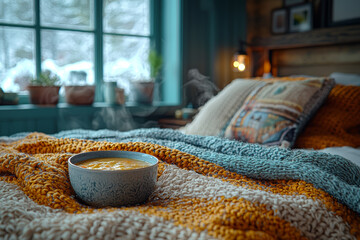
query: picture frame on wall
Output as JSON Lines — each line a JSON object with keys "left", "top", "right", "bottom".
{"left": 289, "top": 3, "right": 313, "bottom": 33}
{"left": 328, "top": 0, "right": 360, "bottom": 27}
{"left": 271, "top": 8, "right": 288, "bottom": 34}
{"left": 283, "top": 0, "right": 305, "bottom": 7}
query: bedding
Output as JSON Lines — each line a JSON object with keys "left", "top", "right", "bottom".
{"left": 318, "top": 146, "right": 360, "bottom": 167}
{"left": 295, "top": 84, "right": 360, "bottom": 149}
{"left": 1, "top": 128, "right": 360, "bottom": 240}
{"left": 182, "top": 77, "right": 360, "bottom": 150}
{"left": 223, "top": 78, "right": 334, "bottom": 147}
{"left": 329, "top": 72, "right": 360, "bottom": 86}
{"left": 182, "top": 79, "right": 262, "bottom": 136}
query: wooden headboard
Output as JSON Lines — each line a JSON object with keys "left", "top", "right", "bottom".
{"left": 272, "top": 43, "right": 360, "bottom": 76}
{"left": 249, "top": 23, "right": 360, "bottom": 77}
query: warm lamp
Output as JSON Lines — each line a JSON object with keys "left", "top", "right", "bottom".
{"left": 233, "top": 41, "right": 249, "bottom": 72}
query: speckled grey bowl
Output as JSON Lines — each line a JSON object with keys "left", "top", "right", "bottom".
{"left": 68, "top": 151, "right": 158, "bottom": 207}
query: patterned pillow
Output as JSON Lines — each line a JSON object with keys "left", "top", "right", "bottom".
{"left": 224, "top": 78, "right": 335, "bottom": 147}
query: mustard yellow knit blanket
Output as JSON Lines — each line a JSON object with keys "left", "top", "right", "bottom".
{"left": 1, "top": 131, "right": 359, "bottom": 239}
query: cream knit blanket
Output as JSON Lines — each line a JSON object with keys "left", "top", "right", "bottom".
{"left": 1, "top": 129, "right": 360, "bottom": 239}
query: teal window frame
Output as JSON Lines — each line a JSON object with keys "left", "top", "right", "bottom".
{"left": 1, "top": 0, "right": 174, "bottom": 104}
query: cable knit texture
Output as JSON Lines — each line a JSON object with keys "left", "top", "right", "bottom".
{"left": 295, "top": 84, "right": 360, "bottom": 149}
{"left": 1, "top": 129, "right": 360, "bottom": 240}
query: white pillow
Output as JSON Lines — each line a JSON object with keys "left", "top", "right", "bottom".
{"left": 181, "top": 79, "right": 263, "bottom": 136}
{"left": 329, "top": 72, "right": 360, "bottom": 86}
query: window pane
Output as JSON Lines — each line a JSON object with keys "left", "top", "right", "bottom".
{"left": 104, "top": 0, "right": 150, "bottom": 35}
{"left": 41, "top": 30, "right": 94, "bottom": 85}
{"left": 0, "top": 0, "right": 34, "bottom": 25}
{"left": 0, "top": 27, "right": 35, "bottom": 92}
{"left": 104, "top": 35, "right": 150, "bottom": 93}
{"left": 40, "top": 0, "right": 94, "bottom": 30}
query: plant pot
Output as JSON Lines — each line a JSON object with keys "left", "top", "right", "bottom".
{"left": 28, "top": 85, "right": 60, "bottom": 105}
{"left": 131, "top": 81, "right": 154, "bottom": 105}
{"left": 0, "top": 89, "right": 19, "bottom": 105}
{"left": 65, "top": 85, "right": 95, "bottom": 105}
{"left": 116, "top": 87, "right": 125, "bottom": 105}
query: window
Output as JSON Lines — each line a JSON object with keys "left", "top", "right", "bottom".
{"left": 0, "top": 0, "right": 158, "bottom": 102}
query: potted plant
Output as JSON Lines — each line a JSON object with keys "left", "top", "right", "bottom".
{"left": 64, "top": 71, "right": 95, "bottom": 105}
{"left": 28, "top": 70, "right": 61, "bottom": 105}
{"left": 132, "top": 49, "right": 162, "bottom": 105}
{"left": 0, "top": 88, "right": 19, "bottom": 105}
{"left": 65, "top": 85, "right": 95, "bottom": 105}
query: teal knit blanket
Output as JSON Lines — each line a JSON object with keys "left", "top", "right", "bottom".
{"left": 3, "top": 127, "right": 353, "bottom": 214}
{"left": 44, "top": 128, "right": 360, "bottom": 215}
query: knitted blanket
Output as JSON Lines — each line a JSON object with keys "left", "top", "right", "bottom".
{"left": 1, "top": 129, "right": 360, "bottom": 239}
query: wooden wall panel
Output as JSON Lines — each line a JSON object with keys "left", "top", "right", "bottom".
{"left": 247, "top": 0, "right": 282, "bottom": 42}
{"left": 276, "top": 64, "right": 360, "bottom": 77}
{"left": 272, "top": 43, "right": 360, "bottom": 76}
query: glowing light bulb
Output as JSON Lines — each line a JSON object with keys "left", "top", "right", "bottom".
{"left": 238, "top": 63, "right": 245, "bottom": 71}
{"left": 233, "top": 52, "right": 248, "bottom": 72}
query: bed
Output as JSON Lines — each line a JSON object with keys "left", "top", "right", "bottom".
{"left": 1, "top": 74, "right": 360, "bottom": 239}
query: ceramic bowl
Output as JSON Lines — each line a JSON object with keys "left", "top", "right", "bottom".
{"left": 68, "top": 151, "right": 158, "bottom": 207}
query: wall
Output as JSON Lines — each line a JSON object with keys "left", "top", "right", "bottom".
{"left": 247, "top": 0, "right": 282, "bottom": 42}
{"left": 247, "top": 0, "right": 329, "bottom": 43}
{"left": 182, "top": 0, "right": 248, "bottom": 90}
{"left": 246, "top": 0, "right": 360, "bottom": 77}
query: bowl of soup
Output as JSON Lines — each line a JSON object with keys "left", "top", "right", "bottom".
{"left": 68, "top": 151, "right": 158, "bottom": 207}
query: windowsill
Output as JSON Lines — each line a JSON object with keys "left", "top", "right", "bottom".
{"left": 0, "top": 101, "right": 181, "bottom": 136}
{"left": 0, "top": 101, "right": 181, "bottom": 119}
{"left": 0, "top": 102, "right": 118, "bottom": 110}
{"left": 0, "top": 101, "right": 179, "bottom": 108}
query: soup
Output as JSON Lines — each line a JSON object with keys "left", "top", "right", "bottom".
{"left": 76, "top": 157, "right": 151, "bottom": 170}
